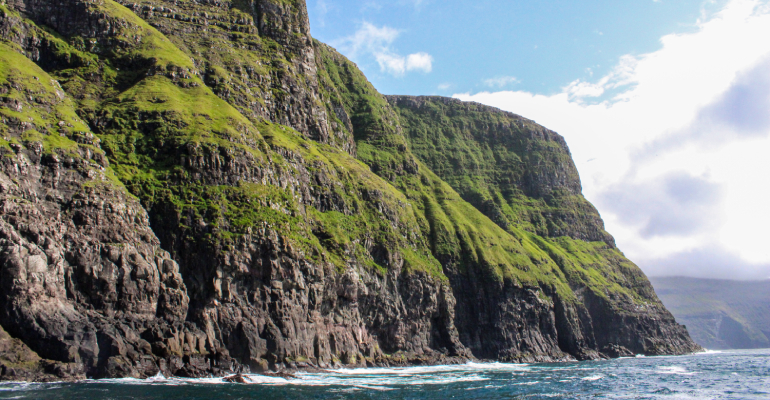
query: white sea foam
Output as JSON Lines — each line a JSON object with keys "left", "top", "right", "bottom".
{"left": 655, "top": 366, "right": 696, "bottom": 376}
{"left": 327, "top": 361, "right": 529, "bottom": 375}
{"left": 236, "top": 375, "right": 291, "bottom": 385}
{"left": 0, "top": 383, "right": 46, "bottom": 392}
{"left": 582, "top": 375, "right": 604, "bottom": 381}
{"left": 147, "top": 372, "right": 167, "bottom": 382}
{"left": 49, "top": 363, "right": 512, "bottom": 389}
{"left": 96, "top": 377, "right": 158, "bottom": 385}
{"left": 512, "top": 381, "right": 541, "bottom": 386}
{"left": 235, "top": 361, "right": 523, "bottom": 388}
{"left": 97, "top": 374, "right": 232, "bottom": 386}
{"left": 289, "top": 372, "right": 489, "bottom": 387}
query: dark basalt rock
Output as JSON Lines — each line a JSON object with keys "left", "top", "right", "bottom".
{"left": 600, "top": 344, "right": 635, "bottom": 359}
{"left": 0, "top": 325, "right": 85, "bottom": 382}
{"left": 383, "top": 95, "right": 699, "bottom": 361}
{"left": 0, "top": 94, "right": 190, "bottom": 378}
{"left": 0, "top": 0, "right": 700, "bottom": 382}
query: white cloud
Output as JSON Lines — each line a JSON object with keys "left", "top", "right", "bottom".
{"left": 332, "top": 22, "right": 433, "bottom": 76}
{"left": 375, "top": 52, "right": 407, "bottom": 75}
{"left": 455, "top": 0, "right": 770, "bottom": 280}
{"left": 360, "top": 1, "right": 383, "bottom": 13}
{"left": 406, "top": 52, "right": 433, "bottom": 73}
{"left": 483, "top": 76, "right": 520, "bottom": 88}
{"left": 333, "top": 22, "right": 399, "bottom": 59}
{"left": 438, "top": 83, "right": 452, "bottom": 90}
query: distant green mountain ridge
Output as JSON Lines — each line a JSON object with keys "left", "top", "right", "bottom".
{"left": 650, "top": 277, "right": 770, "bottom": 350}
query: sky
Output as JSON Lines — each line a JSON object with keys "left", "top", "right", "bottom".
{"left": 308, "top": 0, "right": 770, "bottom": 280}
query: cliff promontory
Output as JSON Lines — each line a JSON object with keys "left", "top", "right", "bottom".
{"left": 0, "top": 0, "right": 699, "bottom": 380}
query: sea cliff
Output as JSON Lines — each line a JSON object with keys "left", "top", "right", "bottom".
{"left": 0, "top": 0, "right": 699, "bottom": 381}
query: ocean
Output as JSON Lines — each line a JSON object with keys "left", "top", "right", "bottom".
{"left": 1, "top": 349, "right": 767, "bottom": 399}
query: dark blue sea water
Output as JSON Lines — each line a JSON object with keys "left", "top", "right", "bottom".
{"left": 1, "top": 349, "right": 768, "bottom": 399}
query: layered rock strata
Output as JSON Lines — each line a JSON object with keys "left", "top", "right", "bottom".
{"left": 0, "top": 0, "right": 699, "bottom": 381}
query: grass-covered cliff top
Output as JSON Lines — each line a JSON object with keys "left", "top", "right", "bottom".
{"left": 387, "top": 95, "right": 614, "bottom": 246}
{"left": 314, "top": 42, "right": 661, "bottom": 306}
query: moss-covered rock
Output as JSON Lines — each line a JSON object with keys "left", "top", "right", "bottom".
{"left": 0, "top": 0, "right": 699, "bottom": 381}
{"left": 315, "top": 42, "right": 700, "bottom": 361}
{"left": 388, "top": 95, "right": 613, "bottom": 244}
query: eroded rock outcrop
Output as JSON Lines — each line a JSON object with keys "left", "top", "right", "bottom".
{"left": 0, "top": 0, "right": 700, "bottom": 382}
{"left": 0, "top": 42, "right": 190, "bottom": 378}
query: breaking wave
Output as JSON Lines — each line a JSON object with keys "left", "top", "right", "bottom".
{"left": 0, "top": 349, "right": 768, "bottom": 399}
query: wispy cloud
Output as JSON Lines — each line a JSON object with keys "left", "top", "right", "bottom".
{"left": 332, "top": 22, "right": 434, "bottom": 76}
{"left": 563, "top": 54, "right": 637, "bottom": 101}
{"left": 456, "top": 0, "right": 770, "bottom": 279}
{"left": 406, "top": 53, "right": 433, "bottom": 72}
{"left": 483, "top": 76, "right": 520, "bottom": 88}
{"left": 374, "top": 51, "right": 433, "bottom": 74}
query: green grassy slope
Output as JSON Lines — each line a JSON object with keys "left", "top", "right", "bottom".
{"left": 315, "top": 41, "right": 695, "bottom": 358}
{"left": 315, "top": 42, "right": 566, "bottom": 291}
{"left": 315, "top": 42, "right": 665, "bottom": 306}
{"left": 0, "top": 0, "right": 454, "bottom": 311}
{"left": 114, "top": 0, "right": 355, "bottom": 153}
{"left": 387, "top": 95, "right": 613, "bottom": 245}
{"left": 0, "top": 40, "right": 99, "bottom": 159}
{"left": 0, "top": 0, "right": 699, "bottom": 372}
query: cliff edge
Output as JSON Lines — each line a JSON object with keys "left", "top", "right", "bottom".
{"left": 0, "top": 0, "right": 699, "bottom": 381}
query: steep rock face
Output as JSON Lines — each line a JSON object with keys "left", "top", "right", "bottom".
{"left": 0, "top": 41, "right": 189, "bottom": 379}
{"left": 314, "top": 42, "right": 575, "bottom": 362}
{"left": 385, "top": 96, "right": 699, "bottom": 358}
{"left": 0, "top": 0, "right": 700, "bottom": 381}
{"left": 315, "top": 47, "right": 699, "bottom": 361}
{"left": 0, "top": 325, "right": 85, "bottom": 381}
{"left": 0, "top": 0, "right": 469, "bottom": 378}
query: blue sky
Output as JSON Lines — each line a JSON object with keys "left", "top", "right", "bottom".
{"left": 309, "top": 0, "right": 727, "bottom": 97}
{"left": 309, "top": 0, "right": 770, "bottom": 280}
